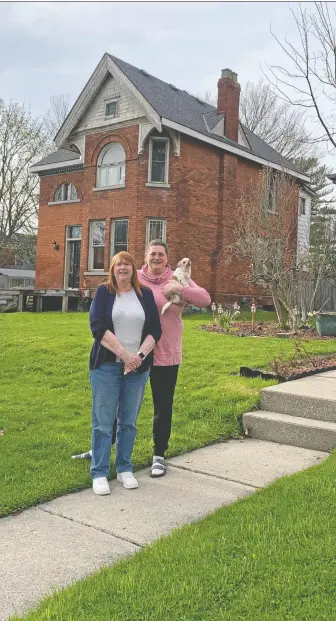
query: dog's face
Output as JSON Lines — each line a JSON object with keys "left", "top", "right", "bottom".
{"left": 176, "top": 258, "right": 191, "bottom": 274}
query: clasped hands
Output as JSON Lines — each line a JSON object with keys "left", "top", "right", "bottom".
{"left": 121, "top": 350, "right": 142, "bottom": 374}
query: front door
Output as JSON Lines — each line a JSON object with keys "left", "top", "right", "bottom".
{"left": 68, "top": 240, "right": 81, "bottom": 288}
{"left": 65, "top": 226, "right": 82, "bottom": 289}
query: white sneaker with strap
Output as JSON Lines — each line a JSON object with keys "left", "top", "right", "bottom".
{"left": 92, "top": 476, "right": 110, "bottom": 495}
{"left": 117, "top": 472, "right": 139, "bottom": 489}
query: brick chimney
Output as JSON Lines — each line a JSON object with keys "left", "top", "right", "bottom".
{"left": 217, "top": 68, "right": 240, "bottom": 142}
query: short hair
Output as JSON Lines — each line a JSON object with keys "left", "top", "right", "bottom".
{"left": 107, "top": 251, "right": 142, "bottom": 295}
{"left": 146, "top": 239, "right": 168, "bottom": 255}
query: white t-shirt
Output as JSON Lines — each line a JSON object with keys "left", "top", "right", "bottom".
{"left": 112, "top": 288, "right": 145, "bottom": 359}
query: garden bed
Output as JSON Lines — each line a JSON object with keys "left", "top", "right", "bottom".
{"left": 198, "top": 321, "right": 335, "bottom": 340}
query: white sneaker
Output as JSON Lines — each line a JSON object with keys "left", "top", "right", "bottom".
{"left": 117, "top": 472, "right": 139, "bottom": 489}
{"left": 92, "top": 476, "right": 110, "bottom": 495}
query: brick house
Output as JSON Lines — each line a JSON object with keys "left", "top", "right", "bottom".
{"left": 31, "top": 53, "right": 311, "bottom": 304}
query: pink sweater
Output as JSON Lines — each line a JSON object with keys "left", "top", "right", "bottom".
{"left": 138, "top": 265, "right": 211, "bottom": 366}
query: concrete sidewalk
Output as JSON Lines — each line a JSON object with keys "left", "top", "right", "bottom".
{"left": 0, "top": 438, "right": 327, "bottom": 621}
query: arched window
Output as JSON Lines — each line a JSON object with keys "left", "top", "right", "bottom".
{"left": 97, "top": 143, "right": 125, "bottom": 188}
{"left": 55, "top": 183, "right": 78, "bottom": 202}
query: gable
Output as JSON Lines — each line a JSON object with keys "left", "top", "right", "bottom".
{"left": 74, "top": 74, "right": 146, "bottom": 133}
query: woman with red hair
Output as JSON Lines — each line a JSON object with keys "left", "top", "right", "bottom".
{"left": 89, "top": 251, "right": 161, "bottom": 496}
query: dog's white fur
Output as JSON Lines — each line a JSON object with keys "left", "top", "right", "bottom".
{"left": 161, "top": 258, "right": 192, "bottom": 315}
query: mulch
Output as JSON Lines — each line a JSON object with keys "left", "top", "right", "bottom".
{"left": 197, "top": 321, "right": 336, "bottom": 381}
{"left": 198, "top": 321, "right": 335, "bottom": 341}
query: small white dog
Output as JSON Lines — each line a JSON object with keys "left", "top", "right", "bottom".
{"left": 161, "top": 258, "right": 192, "bottom": 315}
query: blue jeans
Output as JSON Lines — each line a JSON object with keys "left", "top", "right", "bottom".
{"left": 90, "top": 362, "right": 149, "bottom": 479}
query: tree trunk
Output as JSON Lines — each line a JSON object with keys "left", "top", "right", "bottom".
{"left": 270, "top": 284, "right": 287, "bottom": 329}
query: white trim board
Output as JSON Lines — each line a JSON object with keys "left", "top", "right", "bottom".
{"left": 162, "top": 118, "right": 310, "bottom": 182}
{"left": 30, "top": 159, "right": 83, "bottom": 173}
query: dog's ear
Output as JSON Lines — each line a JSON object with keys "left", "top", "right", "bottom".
{"left": 176, "top": 259, "right": 183, "bottom": 268}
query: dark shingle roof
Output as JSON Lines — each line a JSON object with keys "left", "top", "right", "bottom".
{"left": 110, "top": 54, "right": 306, "bottom": 177}
{"left": 33, "top": 148, "right": 80, "bottom": 168}
{"left": 32, "top": 55, "right": 307, "bottom": 177}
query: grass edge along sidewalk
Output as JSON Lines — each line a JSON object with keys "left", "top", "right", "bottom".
{"left": 11, "top": 450, "right": 336, "bottom": 621}
{"left": 1, "top": 310, "right": 336, "bottom": 517}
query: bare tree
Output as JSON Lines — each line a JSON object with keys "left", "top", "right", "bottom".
{"left": 0, "top": 100, "right": 47, "bottom": 266}
{"left": 43, "top": 94, "right": 70, "bottom": 143}
{"left": 266, "top": 2, "right": 336, "bottom": 151}
{"left": 240, "top": 80, "right": 314, "bottom": 160}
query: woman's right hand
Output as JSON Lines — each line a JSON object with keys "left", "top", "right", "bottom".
{"left": 120, "top": 350, "right": 141, "bottom": 371}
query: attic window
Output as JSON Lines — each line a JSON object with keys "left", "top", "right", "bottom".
{"left": 105, "top": 100, "right": 118, "bottom": 118}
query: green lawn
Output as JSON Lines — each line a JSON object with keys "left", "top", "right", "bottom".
{"left": 13, "top": 452, "right": 336, "bottom": 621}
{"left": 1, "top": 310, "right": 335, "bottom": 518}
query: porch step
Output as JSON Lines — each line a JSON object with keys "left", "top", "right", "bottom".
{"left": 260, "top": 372, "right": 336, "bottom": 423}
{"left": 243, "top": 410, "right": 336, "bottom": 453}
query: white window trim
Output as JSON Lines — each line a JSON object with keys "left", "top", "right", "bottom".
{"left": 148, "top": 137, "right": 169, "bottom": 185}
{"left": 146, "top": 218, "right": 167, "bottom": 245}
{"left": 110, "top": 218, "right": 129, "bottom": 257}
{"left": 96, "top": 143, "right": 126, "bottom": 189}
{"left": 299, "top": 195, "right": 307, "bottom": 216}
{"left": 48, "top": 199, "right": 80, "bottom": 206}
{"left": 63, "top": 225, "right": 82, "bottom": 290}
{"left": 105, "top": 98, "right": 119, "bottom": 119}
{"left": 88, "top": 220, "right": 106, "bottom": 271}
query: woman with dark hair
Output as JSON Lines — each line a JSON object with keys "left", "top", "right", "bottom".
{"left": 138, "top": 240, "right": 211, "bottom": 477}
{"left": 89, "top": 251, "right": 162, "bottom": 495}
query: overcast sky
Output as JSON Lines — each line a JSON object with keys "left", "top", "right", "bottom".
{"left": 0, "top": 1, "right": 311, "bottom": 116}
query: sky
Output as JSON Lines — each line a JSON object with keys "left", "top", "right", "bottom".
{"left": 0, "top": 0, "right": 335, "bottom": 169}
{"left": 0, "top": 1, "right": 308, "bottom": 116}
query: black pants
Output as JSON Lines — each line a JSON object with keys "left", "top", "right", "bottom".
{"left": 150, "top": 365, "right": 179, "bottom": 457}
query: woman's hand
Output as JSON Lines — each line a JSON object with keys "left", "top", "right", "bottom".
{"left": 120, "top": 350, "right": 141, "bottom": 372}
{"left": 163, "top": 281, "right": 184, "bottom": 298}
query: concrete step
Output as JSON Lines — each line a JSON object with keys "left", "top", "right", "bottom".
{"left": 261, "top": 372, "right": 336, "bottom": 423}
{"left": 243, "top": 410, "right": 336, "bottom": 452}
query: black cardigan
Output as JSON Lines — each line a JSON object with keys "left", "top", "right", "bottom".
{"left": 89, "top": 284, "right": 162, "bottom": 371}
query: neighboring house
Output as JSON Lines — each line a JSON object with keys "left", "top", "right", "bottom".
{"left": 0, "top": 266, "right": 35, "bottom": 289}
{"left": 31, "top": 53, "right": 311, "bottom": 303}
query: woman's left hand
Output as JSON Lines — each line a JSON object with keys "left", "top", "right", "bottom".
{"left": 163, "top": 281, "right": 183, "bottom": 298}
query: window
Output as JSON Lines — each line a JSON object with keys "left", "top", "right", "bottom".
{"left": 105, "top": 100, "right": 118, "bottom": 118}
{"left": 111, "top": 219, "right": 129, "bottom": 257}
{"left": 267, "top": 173, "right": 276, "bottom": 214}
{"left": 54, "top": 183, "right": 78, "bottom": 202}
{"left": 97, "top": 143, "right": 125, "bottom": 188}
{"left": 299, "top": 196, "right": 306, "bottom": 216}
{"left": 146, "top": 218, "right": 167, "bottom": 244}
{"left": 149, "top": 138, "right": 169, "bottom": 184}
{"left": 89, "top": 221, "right": 105, "bottom": 270}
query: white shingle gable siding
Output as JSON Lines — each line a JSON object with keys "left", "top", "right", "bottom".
{"left": 76, "top": 75, "right": 145, "bottom": 132}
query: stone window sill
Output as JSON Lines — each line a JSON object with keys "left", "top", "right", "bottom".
{"left": 84, "top": 271, "right": 109, "bottom": 276}
{"left": 93, "top": 184, "right": 125, "bottom": 192}
{"left": 145, "top": 182, "right": 170, "bottom": 189}
{"left": 48, "top": 199, "right": 80, "bottom": 205}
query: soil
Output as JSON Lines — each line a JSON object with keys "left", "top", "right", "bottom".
{"left": 198, "top": 321, "right": 335, "bottom": 340}
{"left": 198, "top": 321, "right": 336, "bottom": 381}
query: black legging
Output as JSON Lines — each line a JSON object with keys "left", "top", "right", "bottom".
{"left": 150, "top": 365, "right": 179, "bottom": 457}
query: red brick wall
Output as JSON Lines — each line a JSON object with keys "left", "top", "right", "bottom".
{"left": 35, "top": 124, "right": 300, "bottom": 306}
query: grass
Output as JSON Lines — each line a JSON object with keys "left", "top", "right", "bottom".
{"left": 3, "top": 309, "right": 336, "bottom": 620}
{"left": 1, "top": 309, "right": 335, "bottom": 518}
{"left": 12, "top": 442, "right": 336, "bottom": 620}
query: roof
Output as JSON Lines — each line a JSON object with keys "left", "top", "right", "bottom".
{"left": 328, "top": 173, "right": 336, "bottom": 183}
{"left": 32, "top": 53, "right": 307, "bottom": 178}
{"left": 0, "top": 268, "right": 35, "bottom": 278}
{"left": 32, "top": 148, "right": 81, "bottom": 168}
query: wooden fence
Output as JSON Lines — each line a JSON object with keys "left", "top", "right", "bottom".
{"left": 293, "top": 279, "right": 336, "bottom": 313}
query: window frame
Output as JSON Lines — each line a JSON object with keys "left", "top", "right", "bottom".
{"left": 95, "top": 142, "right": 126, "bottom": 190}
{"left": 148, "top": 137, "right": 170, "bottom": 185}
{"left": 52, "top": 183, "right": 79, "bottom": 205}
{"left": 267, "top": 173, "right": 277, "bottom": 215}
{"left": 110, "top": 218, "right": 129, "bottom": 258}
{"left": 299, "top": 196, "right": 306, "bottom": 216}
{"left": 146, "top": 218, "right": 167, "bottom": 245}
{"left": 88, "top": 220, "right": 106, "bottom": 271}
{"left": 105, "top": 99, "right": 118, "bottom": 119}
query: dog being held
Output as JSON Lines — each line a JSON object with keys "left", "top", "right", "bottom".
{"left": 161, "top": 258, "right": 192, "bottom": 315}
